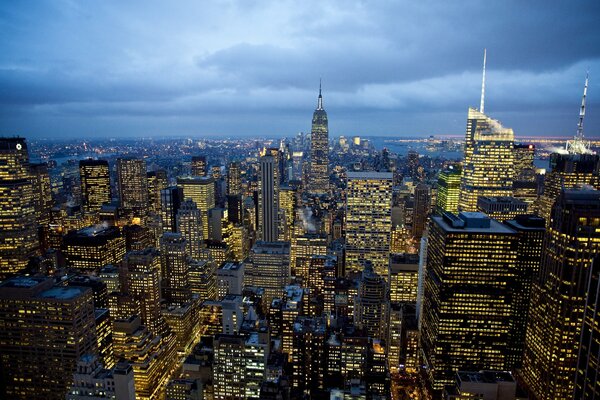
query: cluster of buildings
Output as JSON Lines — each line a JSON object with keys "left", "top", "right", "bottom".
{"left": 0, "top": 71, "right": 599, "bottom": 400}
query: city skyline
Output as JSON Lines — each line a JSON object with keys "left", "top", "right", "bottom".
{"left": 1, "top": 1, "right": 600, "bottom": 139}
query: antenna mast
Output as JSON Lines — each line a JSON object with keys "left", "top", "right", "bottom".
{"left": 480, "top": 48, "right": 486, "bottom": 114}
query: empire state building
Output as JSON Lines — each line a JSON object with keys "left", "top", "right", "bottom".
{"left": 309, "top": 83, "right": 329, "bottom": 194}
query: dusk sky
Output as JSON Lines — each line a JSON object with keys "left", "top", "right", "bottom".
{"left": 1, "top": 1, "right": 600, "bottom": 139}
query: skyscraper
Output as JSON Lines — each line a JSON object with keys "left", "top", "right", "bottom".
{"left": 308, "top": 83, "right": 329, "bottom": 194}
{"left": 435, "top": 165, "right": 461, "bottom": 214}
{"left": 177, "top": 176, "right": 215, "bottom": 239}
{"left": 160, "top": 232, "right": 192, "bottom": 306}
{"left": 160, "top": 186, "right": 184, "bottom": 233}
{"left": 503, "top": 214, "right": 545, "bottom": 369}
{"left": 29, "top": 162, "right": 53, "bottom": 226}
{"left": 537, "top": 152, "right": 599, "bottom": 225}
{"left": 0, "top": 137, "right": 38, "bottom": 279}
{"left": 521, "top": 190, "right": 600, "bottom": 400}
{"left": 117, "top": 158, "right": 149, "bottom": 220}
{"left": 191, "top": 155, "right": 207, "bottom": 177}
{"left": 112, "top": 316, "right": 178, "bottom": 400}
{"left": 80, "top": 159, "right": 111, "bottom": 212}
{"left": 0, "top": 276, "right": 97, "bottom": 400}
{"left": 459, "top": 108, "right": 515, "bottom": 211}
{"left": 412, "top": 183, "right": 431, "bottom": 239}
{"left": 227, "top": 161, "right": 242, "bottom": 196}
{"left": 245, "top": 241, "right": 290, "bottom": 307}
{"left": 459, "top": 52, "right": 515, "bottom": 211}
{"left": 176, "top": 199, "right": 204, "bottom": 260}
{"left": 122, "top": 249, "right": 165, "bottom": 336}
{"left": 575, "top": 255, "right": 600, "bottom": 398}
{"left": 345, "top": 171, "right": 393, "bottom": 277}
{"left": 147, "top": 169, "right": 168, "bottom": 213}
{"left": 258, "top": 149, "right": 280, "bottom": 242}
{"left": 62, "top": 225, "right": 126, "bottom": 272}
{"left": 421, "top": 212, "right": 518, "bottom": 392}
{"left": 354, "top": 263, "right": 387, "bottom": 340}
{"left": 537, "top": 75, "right": 599, "bottom": 224}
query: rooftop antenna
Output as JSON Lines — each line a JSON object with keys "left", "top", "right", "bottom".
{"left": 480, "top": 48, "right": 486, "bottom": 114}
{"left": 576, "top": 71, "right": 589, "bottom": 140}
{"left": 566, "top": 72, "right": 592, "bottom": 154}
{"left": 317, "top": 78, "right": 323, "bottom": 110}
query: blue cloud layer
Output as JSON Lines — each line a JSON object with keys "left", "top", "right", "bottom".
{"left": 1, "top": 0, "right": 599, "bottom": 138}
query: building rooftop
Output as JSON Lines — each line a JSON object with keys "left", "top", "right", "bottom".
{"left": 435, "top": 212, "right": 515, "bottom": 234}
{"left": 38, "top": 286, "right": 88, "bottom": 300}
{"left": 347, "top": 171, "right": 393, "bottom": 180}
{"left": 457, "top": 370, "right": 515, "bottom": 384}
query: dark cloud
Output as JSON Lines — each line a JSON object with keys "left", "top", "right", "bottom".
{"left": 0, "top": 0, "right": 599, "bottom": 138}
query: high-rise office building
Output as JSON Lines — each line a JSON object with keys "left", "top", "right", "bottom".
{"left": 0, "top": 276, "right": 97, "bottom": 400}
{"left": 538, "top": 75, "right": 599, "bottom": 224}
{"left": 308, "top": 84, "right": 329, "bottom": 194}
{"left": 176, "top": 199, "right": 204, "bottom": 259}
{"left": 575, "top": 255, "right": 600, "bottom": 399}
{"left": 147, "top": 169, "right": 168, "bottom": 213}
{"left": 521, "top": 190, "right": 600, "bottom": 400}
{"left": 345, "top": 171, "right": 393, "bottom": 277}
{"left": 112, "top": 315, "right": 178, "bottom": 400}
{"left": 459, "top": 108, "right": 515, "bottom": 211}
{"left": 513, "top": 143, "right": 536, "bottom": 179}
{"left": 537, "top": 152, "right": 599, "bottom": 225}
{"left": 29, "top": 162, "right": 53, "bottom": 226}
{"left": 122, "top": 249, "right": 165, "bottom": 336}
{"left": 476, "top": 196, "right": 528, "bottom": 221}
{"left": 245, "top": 241, "right": 290, "bottom": 307}
{"left": 188, "top": 259, "right": 217, "bottom": 302}
{"left": 66, "top": 355, "right": 135, "bottom": 400}
{"left": 436, "top": 165, "right": 461, "bottom": 214}
{"left": 191, "top": 155, "right": 207, "bottom": 177}
{"left": 160, "top": 232, "right": 192, "bottom": 306}
{"left": 388, "top": 253, "right": 419, "bottom": 303}
{"left": 412, "top": 183, "right": 431, "bottom": 239}
{"left": 258, "top": 148, "right": 280, "bottom": 242}
{"left": 80, "top": 159, "right": 111, "bottom": 212}
{"left": 0, "top": 137, "right": 38, "bottom": 279}
{"left": 502, "top": 215, "right": 545, "bottom": 369}
{"left": 62, "top": 225, "right": 126, "bottom": 272}
{"left": 290, "top": 232, "right": 327, "bottom": 280}
{"left": 117, "top": 158, "right": 148, "bottom": 220}
{"left": 421, "top": 212, "right": 518, "bottom": 392}
{"left": 177, "top": 176, "right": 215, "bottom": 239}
{"left": 354, "top": 263, "right": 387, "bottom": 340}
{"left": 227, "top": 161, "right": 242, "bottom": 196}
{"left": 160, "top": 186, "right": 184, "bottom": 233}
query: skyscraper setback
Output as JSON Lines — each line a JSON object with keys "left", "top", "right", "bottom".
{"left": 308, "top": 83, "right": 329, "bottom": 194}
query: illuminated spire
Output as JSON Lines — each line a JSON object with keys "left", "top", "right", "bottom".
{"left": 576, "top": 71, "right": 589, "bottom": 140}
{"left": 480, "top": 48, "right": 486, "bottom": 114}
{"left": 317, "top": 79, "right": 323, "bottom": 110}
{"left": 566, "top": 73, "right": 593, "bottom": 154}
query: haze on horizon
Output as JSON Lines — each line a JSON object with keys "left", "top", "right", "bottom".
{"left": 1, "top": 1, "right": 600, "bottom": 139}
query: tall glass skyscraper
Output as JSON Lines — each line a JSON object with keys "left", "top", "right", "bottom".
{"left": 521, "top": 189, "right": 600, "bottom": 400}
{"left": 0, "top": 137, "right": 38, "bottom": 279}
{"left": 308, "top": 84, "right": 329, "bottom": 194}
{"left": 459, "top": 108, "right": 515, "bottom": 211}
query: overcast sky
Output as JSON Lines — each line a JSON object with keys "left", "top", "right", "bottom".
{"left": 1, "top": 0, "right": 599, "bottom": 139}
